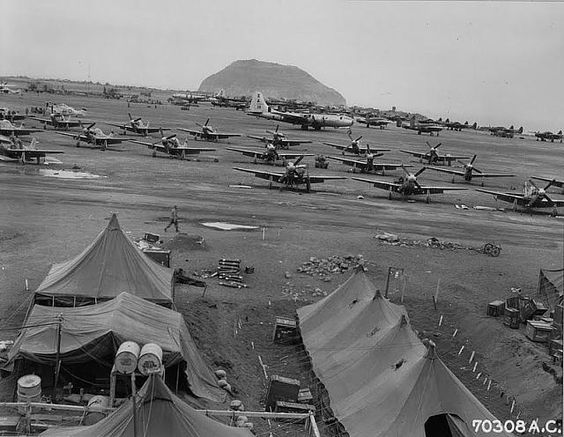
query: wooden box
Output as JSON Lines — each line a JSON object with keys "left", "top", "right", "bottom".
{"left": 272, "top": 317, "right": 298, "bottom": 344}
{"left": 503, "top": 308, "right": 520, "bottom": 329}
{"left": 143, "top": 232, "right": 160, "bottom": 243}
{"left": 549, "top": 339, "right": 563, "bottom": 356}
{"left": 274, "top": 401, "right": 315, "bottom": 422}
{"left": 142, "top": 249, "right": 171, "bottom": 267}
{"left": 525, "top": 321, "right": 553, "bottom": 343}
{"left": 297, "top": 388, "right": 313, "bottom": 404}
{"left": 265, "top": 375, "right": 300, "bottom": 411}
{"left": 487, "top": 300, "right": 505, "bottom": 317}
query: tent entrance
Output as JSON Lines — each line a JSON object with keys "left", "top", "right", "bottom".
{"left": 424, "top": 413, "right": 469, "bottom": 437}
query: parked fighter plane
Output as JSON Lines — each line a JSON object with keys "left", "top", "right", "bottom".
{"left": 49, "top": 103, "right": 87, "bottom": 117}
{"left": 352, "top": 166, "right": 466, "bottom": 203}
{"left": 489, "top": 125, "right": 523, "bottom": 138}
{"left": 327, "top": 152, "right": 411, "bottom": 174}
{"left": 247, "top": 125, "right": 312, "bottom": 149}
{"left": 0, "top": 108, "right": 26, "bottom": 122}
{"left": 355, "top": 115, "right": 392, "bottom": 129}
{"left": 233, "top": 156, "right": 345, "bottom": 192}
{"left": 0, "top": 120, "right": 41, "bottom": 137}
{"left": 425, "top": 155, "right": 514, "bottom": 186}
{"left": 247, "top": 91, "right": 354, "bottom": 130}
{"left": 401, "top": 117, "right": 443, "bottom": 136}
{"left": 0, "top": 82, "right": 21, "bottom": 95}
{"left": 227, "top": 144, "right": 314, "bottom": 165}
{"left": 400, "top": 142, "right": 470, "bottom": 166}
{"left": 534, "top": 130, "right": 562, "bottom": 143}
{"left": 476, "top": 180, "right": 564, "bottom": 216}
{"left": 323, "top": 131, "right": 390, "bottom": 156}
{"left": 441, "top": 119, "right": 477, "bottom": 131}
{"left": 31, "top": 113, "right": 85, "bottom": 130}
{"left": 0, "top": 135, "right": 63, "bottom": 164}
{"left": 107, "top": 114, "right": 168, "bottom": 136}
{"left": 56, "top": 123, "right": 133, "bottom": 150}
{"left": 179, "top": 119, "right": 241, "bottom": 142}
{"left": 130, "top": 131, "right": 215, "bottom": 159}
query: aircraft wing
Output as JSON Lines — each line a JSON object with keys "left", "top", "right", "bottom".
{"left": 475, "top": 188, "right": 524, "bottom": 204}
{"left": 30, "top": 117, "right": 53, "bottom": 124}
{"left": 426, "top": 166, "right": 465, "bottom": 176}
{"left": 0, "top": 127, "right": 42, "bottom": 135}
{"left": 327, "top": 156, "right": 367, "bottom": 168}
{"left": 247, "top": 135, "right": 269, "bottom": 143}
{"left": 227, "top": 147, "right": 265, "bottom": 158}
{"left": 0, "top": 135, "right": 12, "bottom": 143}
{"left": 352, "top": 177, "right": 402, "bottom": 192}
{"left": 178, "top": 128, "right": 202, "bottom": 137}
{"left": 416, "top": 185, "right": 467, "bottom": 194}
{"left": 106, "top": 122, "right": 127, "bottom": 130}
{"left": 212, "top": 132, "right": 242, "bottom": 139}
{"left": 278, "top": 152, "right": 314, "bottom": 159}
{"left": 531, "top": 176, "right": 564, "bottom": 188}
{"left": 323, "top": 142, "right": 347, "bottom": 151}
{"left": 96, "top": 136, "right": 135, "bottom": 145}
{"left": 400, "top": 150, "right": 427, "bottom": 159}
{"left": 307, "top": 175, "right": 347, "bottom": 184}
{"left": 439, "top": 156, "right": 471, "bottom": 163}
{"left": 281, "top": 139, "right": 312, "bottom": 146}
{"left": 233, "top": 167, "right": 285, "bottom": 183}
{"left": 145, "top": 127, "right": 168, "bottom": 133}
{"left": 476, "top": 173, "right": 515, "bottom": 178}
{"left": 129, "top": 140, "right": 154, "bottom": 147}
{"left": 56, "top": 132, "right": 86, "bottom": 141}
{"left": 8, "top": 148, "right": 64, "bottom": 156}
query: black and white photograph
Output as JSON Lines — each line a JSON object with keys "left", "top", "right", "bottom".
{"left": 0, "top": 0, "right": 562, "bottom": 436}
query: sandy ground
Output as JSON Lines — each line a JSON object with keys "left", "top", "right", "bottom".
{"left": 1, "top": 92, "right": 563, "bottom": 436}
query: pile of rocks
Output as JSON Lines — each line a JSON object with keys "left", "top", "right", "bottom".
{"left": 374, "top": 233, "right": 469, "bottom": 251}
{"left": 297, "top": 255, "right": 365, "bottom": 282}
{"left": 281, "top": 283, "right": 327, "bottom": 300}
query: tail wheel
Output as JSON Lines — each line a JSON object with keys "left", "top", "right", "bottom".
{"left": 152, "top": 151, "right": 157, "bottom": 158}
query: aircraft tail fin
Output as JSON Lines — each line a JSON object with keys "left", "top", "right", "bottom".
{"left": 558, "top": 130, "right": 562, "bottom": 135}
{"left": 249, "top": 91, "right": 269, "bottom": 114}
{"left": 471, "top": 122, "right": 477, "bottom": 129}
{"left": 517, "top": 126, "right": 523, "bottom": 134}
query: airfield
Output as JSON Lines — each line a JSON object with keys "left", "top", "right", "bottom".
{"left": 1, "top": 91, "right": 563, "bottom": 435}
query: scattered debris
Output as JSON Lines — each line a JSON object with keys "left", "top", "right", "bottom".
{"left": 297, "top": 255, "right": 365, "bottom": 281}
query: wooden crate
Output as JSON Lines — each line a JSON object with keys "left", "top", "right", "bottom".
{"left": 503, "top": 308, "right": 520, "bottom": 329}
{"left": 525, "top": 321, "right": 553, "bottom": 343}
{"left": 265, "top": 375, "right": 300, "bottom": 411}
{"left": 274, "top": 401, "right": 315, "bottom": 422}
{"left": 297, "top": 387, "right": 313, "bottom": 404}
{"left": 272, "top": 316, "right": 298, "bottom": 344}
{"left": 487, "top": 300, "right": 505, "bottom": 317}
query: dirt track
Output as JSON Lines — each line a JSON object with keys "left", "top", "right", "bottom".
{"left": 1, "top": 92, "right": 563, "bottom": 435}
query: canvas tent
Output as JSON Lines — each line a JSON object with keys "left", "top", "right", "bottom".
{"left": 297, "top": 270, "right": 514, "bottom": 437}
{"left": 6, "top": 292, "right": 225, "bottom": 402}
{"left": 537, "top": 268, "right": 564, "bottom": 310}
{"left": 41, "top": 374, "right": 252, "bottom": 437}
{"left": 34, "top": 214, "right": 173, "bottom": 306}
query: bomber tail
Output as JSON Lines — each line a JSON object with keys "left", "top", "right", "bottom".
{"left": 248, "top": 91, "right": 269, "bottom": 114}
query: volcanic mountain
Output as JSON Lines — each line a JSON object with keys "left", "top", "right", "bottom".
{"left": 198, "top": 59, "right": 346, "bottom": 106}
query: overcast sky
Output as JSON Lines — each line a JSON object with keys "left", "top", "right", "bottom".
{"left": 1, "top": 0, "right": 562, "bottom": 131}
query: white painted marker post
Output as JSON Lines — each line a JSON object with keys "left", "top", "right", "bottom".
{"left": 469, "top": 351, "right": 475, "bottom": 364}
{"left": 458, "top": 345, "right": 465, "bottom": 355}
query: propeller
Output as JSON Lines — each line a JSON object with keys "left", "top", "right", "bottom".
{"left": 414, "top": 167, "right": 427, "bottom": 177}
{"left": 84, "top": 122, "right": 96, "bottom": 131}
{"left": 527, "top": 179, "right": 554, "bottom": 204}
{"left": 294, "top": 155, "right": 305, "bottom": 166}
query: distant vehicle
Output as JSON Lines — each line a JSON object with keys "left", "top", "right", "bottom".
{"left": 401, "top": 117, "right": 443, "bottom": 136}
{"left": 247, "top": 125, "right": 312, "bottom": 149}
{"left": 441, "top": 119, "right": 477, "bottom": 131}
{"left": 49, "top": 103, "right": 87, "bottom": 117}
{"left": 107, "top": 114, "right": 169, "bottom": 137}
{"left": 476, "top": 180, "right": 564, "bottom": 216}
{"left": 56, "top": 123, "right": 134, "bottom": 150}
{"left": 227, "top": 144, "right": 313, "bottom": 165}
{"left": 31, "top": 113, "right": 85, "bottom": 130}
{"left": 130, "top": 131, "right": 215, "bottom": 159}
{"left": 0, "top": 108, "right": 26, "bottom": 122}
{"left": 400, "top": 141, "right": 470, "bottom": 166}
{"left": 323, "top": 131, "right": 390, "bottom": 156}
{"left": 534, "top": 130, "right": 562, "bottom": 143}
{"left": 425, "top": 155, "right": 514, "bottom": 186}
{"left": 327, "top": 151, "right": 411, "bottom": 174}
{"left": 352, "top": 166, "right": 466, "bottom": 203}
{"left": 233, "top": 156, "right": 345, "bottom": 192}
{"left": 0, "top": 135, "right": 63, "bottom": 164}
{"left": 0, "top": 82, "right": 21, "bottom": 95}
{"left": 355, "top": 115, "right": 393, "bottom": 129}
{"left": 0, "top": 120, "right": 41, "bottom": 137}
{"left": 247, "top": 91, "right": 354, "bottom": 130}
{"left": 489, "top": 125, "right": 523, "bottom": 138}
{"left": 179, "top": 118, "right": 241, "bottom": 142}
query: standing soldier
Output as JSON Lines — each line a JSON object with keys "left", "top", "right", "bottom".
{"left": 164, "top": 205, "right": 179, "bottom": 232}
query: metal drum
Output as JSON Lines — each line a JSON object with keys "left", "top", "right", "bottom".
{"left": 137, "top": 343, "right": 163, "bottom": 375}
{"left": 17, "top": 375, "right": 41, "bottom": 415}
{"left": 115, "top": 341, "right": 141, "bottom": 374}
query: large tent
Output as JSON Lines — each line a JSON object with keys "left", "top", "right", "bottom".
{"left": 6, "top": 292, "right": 225, "bottom": 402}
{"left": 34, "top": 214, "right": 173, "bottom": 306}
{"left": 41, "top": 374, "right": 252, "bottom": 437}
{"left": 297, "top": 270, "right": 513, "bottom": 437}
{"left": 537, "top": 267, "right": 564, "bottom": 310}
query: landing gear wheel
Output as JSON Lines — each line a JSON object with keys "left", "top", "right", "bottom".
{"left": 152, "top": 151, "right": 157, "bottom": 158}
{"left": 490, "top": 246, "right": 501, "bottom": 257}
{"left": 483, "top": 243, "right": 494, "bottom": 255}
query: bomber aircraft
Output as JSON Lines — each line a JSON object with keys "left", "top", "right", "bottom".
{"left": 247, "top": 91, "right": 354, "bottom": 131}
{"left": 476, "top": 180, "right": 564, "bottom": 216}
{"left": 227, "top": 143, "right": 313, "bottom": 165}
{"left": 352, "top": 166, "right": 466, "bottom": 203}
{"left": 425, "top": 155, "right": 514, "bottom": 186}
{"left": 355, "top": 115, "right": 393, "bottom": 129}
{"left": 401, "top": 117, "right": 443, "bottom": 136}
{"left": 323, "top": 131, "right": 390, "bottom": 156}
{"left": 0, "top": 135, "right": 63, "bottom": 164}
{"left": 130, "top": 131, "right": 215, "bottom": 159}
{"left": 32, "top": 113, "right": 85, "bottom": 130}
{"left": 107, "top": 114, "right": 169, "bottom": 136}
{"left": 233, "top": 156, "right": 346, "bottom": 192}
{"left": 0, "top": 120, "right": 41, "bottom": 137}
{"left": 179, "top": 119, "right": 241, "bottom": 142}
{"left": 57, "top": 123, "right": 134, "bottom": 150}
{"left": 400, "top": 141, "right": 470, "bottom": 166}
{"left": 534, "top": 130, "right": 562, "bottom": 143}
{"left": 247, "top": 125, "right": 312, "bottom": 149}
